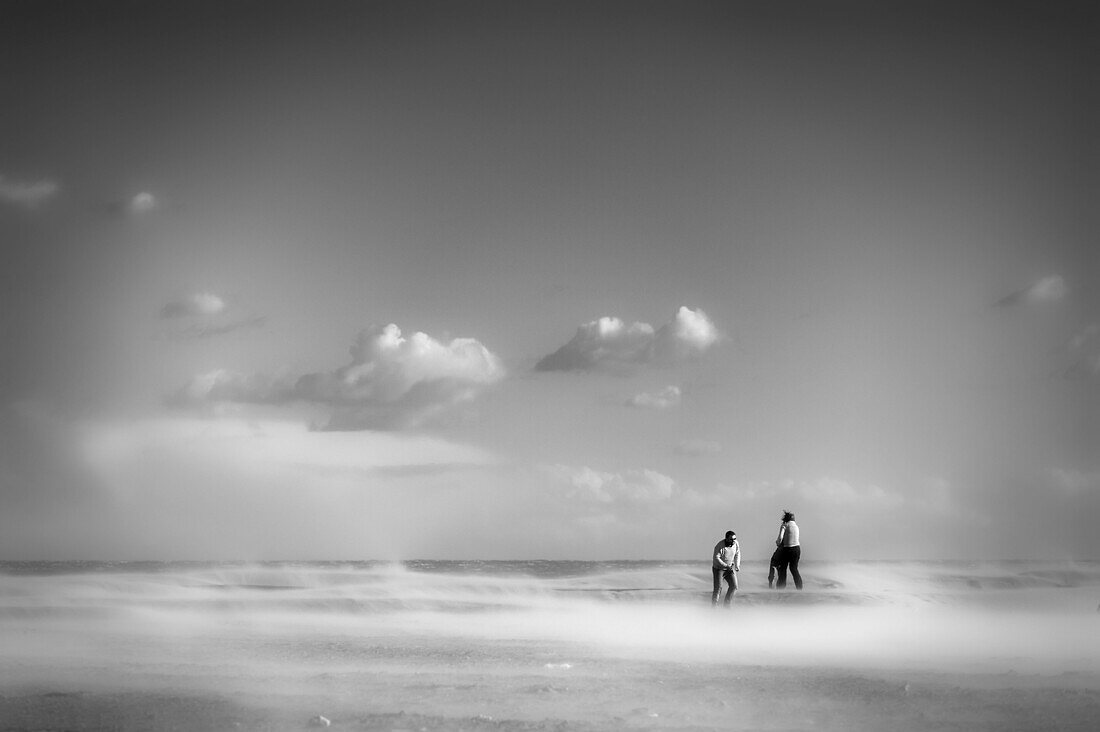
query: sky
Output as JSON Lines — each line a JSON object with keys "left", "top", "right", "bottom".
{"left": 1, "top": 0, "right": 1097, "bottom": 560}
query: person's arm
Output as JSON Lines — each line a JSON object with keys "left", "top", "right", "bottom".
{"left": 776, "top": 523, "right": 786, "bottom": 547}
{"left": 733, "top": 542, "right": 741, "bottom": 571}
{"left": 714, "top": 544, "right": 727, "bottom": 568}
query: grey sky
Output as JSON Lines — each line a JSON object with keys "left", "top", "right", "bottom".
{"left": 1, "top": 1, "right": 1097, "bottom": 560}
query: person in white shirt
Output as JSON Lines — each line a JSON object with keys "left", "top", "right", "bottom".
{"left": 711, "top": 530, "right": 740, "bottom": 606}
{"left": 774, "top": 511, "right": 803, "bottom": 590}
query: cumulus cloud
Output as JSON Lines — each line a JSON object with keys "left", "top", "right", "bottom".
{"left": 995, "top": 275, "right": 1068, "bottom": 307}
{"left": 161, "top": 292, "right": 228, "bottom": 319}
{"left": 541, "top": 464, "right": 677, "bottom": 504}
{"left": 170, "top": 323, "right": 504, "bottom": 430}
{"left": 626, "top": 385, "right": 682, "bottom": 409}
{"left": 0, "top": 175, "right": 59, "bottom": 208}
{"left": 651, "top": 306, "right": 721, "bottom": 362}
{"left": 536, "top": 307, "right": 720, "bottom": 372}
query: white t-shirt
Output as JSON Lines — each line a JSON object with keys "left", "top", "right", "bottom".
{"left": 777, "top": 521, "right": 800, "bottom": 547}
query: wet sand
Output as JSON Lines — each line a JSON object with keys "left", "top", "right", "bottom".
{"left": 3, "top": 643, "right": 1100, "bottom": 731}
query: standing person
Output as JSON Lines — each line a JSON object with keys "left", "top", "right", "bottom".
{"left": 711, "top": 530, "right": 740, "bottom": 607}
{"left": 775, "top": 511, "right": 803, "bottom": 590}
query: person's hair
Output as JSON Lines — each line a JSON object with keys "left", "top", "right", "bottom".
{"left": 725, "top": 530, "right": 736, "bottom": 539}
{"left": 782, "top": 511, "right": 795, "bottom": 523}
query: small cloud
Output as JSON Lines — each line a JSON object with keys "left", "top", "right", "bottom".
{"left": 170, "top": 323, "right": 505, "bottom": 431}
{"left": 168, "top": 369, "right": 299, "bottom": 407}
{"left": 161, "top": 292, "right": 227, "bottom": 319}
{"left": 1050, "top": 468, "right": 1100, "bottom": 495}
{"left": 996, "top": 275, "right": 1067, "bottom": 307}
{"left": 169, "top": 315, "right": 268, "bottom": 340}
{"left": 626, "top": 385, "right": 681, "bottom": 410}
{"left": 536, "top": 307, "right": 720, "bottom": 372}
{"left": 1063, "top": 324, "right": 1100, "bottom": 379}
{"left": 541, "top": 464, "right": 677, "bottom": 503}
{"left": 675, "top": 439, "right": 722, "bottom": 456}
{"left": 128, "top": 192, "right": 158, "bottom": 214}
{"left": 652, "top": 306, "right": 720, "bottom": 362}
{"left": 0, "top": 175, "right": 59, "bottom": 208}
{"left": 686, "top": 477, "right": 902, "bottom": 509}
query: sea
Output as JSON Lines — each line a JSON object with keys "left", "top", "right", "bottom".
{"left": 1, "top": 560, "right": 1099, "bottom": 730}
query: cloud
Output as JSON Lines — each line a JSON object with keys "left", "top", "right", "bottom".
{"left": 1050, "top": 468, "right": 1100, "bottom": 495}
{"left": 685, "top": 477, "right": 904, "bottom": 510}
{"left": 651, "top": 306, "right": 721, "bottom": 362}
{"left": 168, "top": 315, "right": 268, "bottom": 340}
{"left": 1063, "top": 324, "right": 1100, "bottom": 379}
{"left": 536, "top": 307, "right": 719, "bottom": 372}
{"left": 159, "top": 291, "right": 268, "bottom": 339}
{"left": 675, "top": 439, "right": 722, "bottom": 456}
{"left": 128, "top": 192, "right": 158, "bottom": 214}
{"left": 171, "top": 323, "right": 505, "bottom": 430}
{"left": 161, "top": 292, "right": 228, "bottom": 318}
{"left": 541, "top": 464, "right": 677, "bottom": 504}
{"left": 995, "top": 275, "right": 1068, "bottom": 307}
{"left": 81, "top": 417, "right": 498, "bottom": 478}
{"left": 626, "top": 385, "right": 681, "bottom": 409}
{"left": 0, "top": 175, "right": 59, "bottom": 208}
{"left": 169, "top": 369, "right": 299, "bottom": 407}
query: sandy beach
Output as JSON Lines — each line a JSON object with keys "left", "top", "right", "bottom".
{"left": 3, "top": 666, "right": 1099, "bottom": 731}
{"left": 2, "top": 561, "right": 1099, "bottom": 730}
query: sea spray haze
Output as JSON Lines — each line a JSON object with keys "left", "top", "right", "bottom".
{"left": 2, "top": 560, "right": 1099, "bottom": 730}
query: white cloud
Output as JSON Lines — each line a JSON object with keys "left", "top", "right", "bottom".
{"left": 171, "top": 323, "right": 505, "bottom": 430}
{"left": 626, "top": 385, "right": 682, "bottom": 409}
{"left": 0, "top": 175, "right": 59, "bottom": 208}
{"left": 675, "top": 438, "right": 722, "bottom": 456}
{"left": 652, "top": 306, "right": 721, "bottom": 362}
{"left": 541, "top": 464, "right": 676, "bottom": 503}
{"left": 161, "top": 292, "right": 228, "bottom": 318}
{"left": 536, "top": 307, "right": 720, "bottom": 371}
{"left": 128, "top": 192, "right": 157, "bottom": 214}
{"left": 996, "top": 274, "right": 1068, "bottom": 307}
{"left": 298, "top": 324, "right": 504, "bottom": 429}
